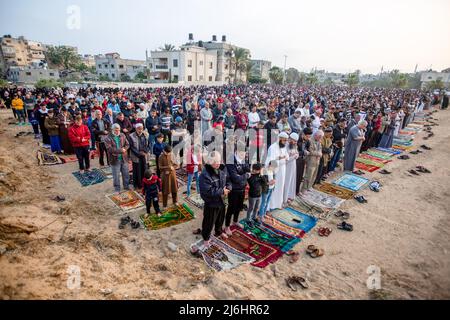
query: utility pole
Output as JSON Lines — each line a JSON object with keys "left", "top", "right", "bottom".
{"left": 283, "top": 55, "right": 287, "bottom": 84}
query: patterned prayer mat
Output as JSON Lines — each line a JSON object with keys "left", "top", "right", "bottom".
{"left": 268, "top": 207, "right": 318, "bottom": 233}
{"left": 59, "top": 155, "right": 79, "bottom": 163}
{"left": 99, "top": 166, "right": 113, "bottom": 179}
{"left": 397, "top": 130, "right": 415, "bottom": 136}
{"left": 356, "top": 157, "right": 385, "bottom": 167}
{"left": 393, "top": 139, "right": 413, "bottom": 146}
{"left": 107, "top": 190, "right": 145, "bottom": 211}
{"left": 140, "top": 203, "right": 194, "bottom": 230}
{"left": 392, "top": 145, "right": 413, "bottom": 151}
{"left": 365, "top": 150, "right": 394, "bottom": 160}
{"left": 291, "top": 197, "right": 332, "bottom": 220}
{"left": 331, "top": 172, "right": 370, "bottom": 192}
{"left": 222, "top": 225, "right": 284, "bottom": 268}
{"left": 184, "top": 193, "right": 204, "bottom": 209}
{"left": 72, "top": 169, "right": 105, "bottom": 187}
{"left": 313, "top": 182, "right": 355, "bottom": 200}
{"left": 299, "top": 189, "right": 345, "bottom": 210}
{"left": 262, "top": 215, "right": 306, "bottom": 238}
{"left": 355, "top": 162, "right": 380, "bottom": 173}
{"left": 240, "top": 219, "right": 300, "bottom": 252}
{"left": 37, "top": 150, "right": 63, "bottom": 166}
{"left": 359, "top": 153, "right": 392, "bottom": 164}
{"left": 191, "top": 237, "right": 254, "bottom": 272}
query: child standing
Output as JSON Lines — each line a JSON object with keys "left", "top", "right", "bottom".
{"left": 246, "top": 163, "right": 267, "bottom": 226}
{"left": 153, "top": 133, "right": 166, "bottom": 178}
{"left": 258, "top": 160, "right": 277, "bottom": 220}
{"left": 142, "top": 170, "right": 162, "bottom": 217}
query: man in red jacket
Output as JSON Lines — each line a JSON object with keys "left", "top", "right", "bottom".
{"left": 69, "top": 115, "right": 91, "bottom": 173}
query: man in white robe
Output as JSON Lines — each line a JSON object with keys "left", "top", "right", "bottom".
{"left": 265, "top": 132, "right": 289, "bottom": 211}
{"left": 284, "top": 132, "right": 299, "bottom": 204}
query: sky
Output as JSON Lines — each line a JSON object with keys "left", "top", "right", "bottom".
{"left": 1, "top": 0, "right": 449, "bottom": 74}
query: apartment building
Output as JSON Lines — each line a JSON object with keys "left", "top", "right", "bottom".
{"left": 7, "top": 66, "right": 60, "bottom": 83}
{"left": 251, "top": 59, "right": 271, "bottom": 81}
{"left": 420, "top": 70, "right": 450, "bottom": 89}
{"left": 95, "top": 53, "right": 146, "bottom": 80}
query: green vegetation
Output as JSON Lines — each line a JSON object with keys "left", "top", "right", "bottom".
{"left": 231, "top": 48, "right": 250, "bottom": 84}
{"left": 269, "top": 66, "right": 284, "bottom": 85}
{"left": 35, "top": 79, "right": 64, "bottom": 89}
{"left": 46, "top": 46, "right": 81, "bottom": 70}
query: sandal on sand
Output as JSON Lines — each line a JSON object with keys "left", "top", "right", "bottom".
{"left": 398, "top": 155, "right": 410, "bottom": 160}
{"left": 306, "top": 245, "right": 317, "bottom": 254}
{"left": 353, "top": 170, "right": 365, "bottom": 175}
{"left": 379, "top": 169, "right": 392, "bottom": 175}
{"left": 292, "top": 276, "right": 310, "bottom": 289}
{"left": 190, "top": 246, "right": 203, "bottom": 259}
{"left": 410, "top": 150, "right": 420, "bottom": 155}
{"left": 130, "top": 220, "right": 140, "bottom": 229}
{"left": 193, "top": 228, "right": 202, "bottom": 235}
{"left": 119, "top": 216, "right": 131, "bottom": 229}
{"left": 318, "top": 227, "right": 332, "bottom": 237}
{"left": 408, "top": 169, "right": 420, "bottom": 175}
{"left": 369, "top": 181, "right": 381, "bottom": 192}
{"left": 286, "top": 277, "right": 298, "bottom": 291}
{"left": 309, "top": 248, "right": 325, "bottom": 258}
{"left": 289, "top": 252, "right": 300, "bottom": 263}
{"left": 354, "top": 195, "right": 368, "bottom": 203}
{"left": 335, "top": 210, "right": 351, "bottom": 220}
{"left": 416, "top": 166, "right": 431, "bottom": 173}
{"left": 420, "top": 145, "right": 432, "bottom": 150}
{"left": 337, "top": 221, "right": 353, "bottom": 231}
{"left": 286, "top": 250, "right": 297, "bottom": 256}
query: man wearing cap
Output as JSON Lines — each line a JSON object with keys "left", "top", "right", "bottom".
{"left": 288, "top": 109, "right": 302, "bottom": 134}
{"left": 171, "top": 116, "right": 187, "bottom": 166}
{"left": 265, "top": 132, "right": 289, "bottom": 210}
{"left": 284, "top": 132, "right": 299, "bottom": 204}
{"left": 130, "top": 123, "right": 149, "bottom": 189}
{"left": 105, "top": 123, "right": 130, "bottom": 193}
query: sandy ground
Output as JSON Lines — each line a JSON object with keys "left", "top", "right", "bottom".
{"left": 0, "top": 108, "right": 449, "bottom": 300}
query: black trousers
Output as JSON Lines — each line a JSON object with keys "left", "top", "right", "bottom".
{"left": 225, "top": 190, "right": 245, "bottom": 227}
{"left": 74, "top": 146, "right": 90, "bottom": 170}
{"left": 296, "top": 158, "right": 306, "bottom": 194}
{"left": 155, "top": 155, "right": 161, "bottom": 177}
{"left": 97, "top": 142, "right": 109, "bottom": 166}
{"left": 132, "top": 158, "right": 147, "bottom": 189}
{"left": 202, "top": 205, "right": 226, "bottom": 241}
{"left": 146, "top": 194, "right": 161, "bottom": 214}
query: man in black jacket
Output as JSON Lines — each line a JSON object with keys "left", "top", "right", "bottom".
{"left": 296, "top": 127, "right": 312, "bottom": 194}
{"left": 145, "top": 108, "right": 161, "bottom": 154}
{"left": 198, "top": 151, "right": 231, "bottom": 245}
{"left": 187, "top": 103, "right": 200, "bottom": 135}
{"left": 92, "top": 110, "right": 112, "bottom": 167}
{"left": 224, "top": 146, "right": 250, "bottom": 236}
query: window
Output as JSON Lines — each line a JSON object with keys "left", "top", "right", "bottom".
{"left": 111, "top": 74, "right": 115, "bottom": 78}
{"left": 199, "top": 75, "right": 203, "bottom": 80}
{"left": 188, "top": 75, "right": 192, "bottom": 81}
{"left": 209, "top": 62, "right": 213, "bottom": 69}
{"left": 111, "top": 64, "right": 114, "bottom": 68}
{"left": 17, "top": 58, "right": 22, "bottom": 61}
{"left": 188, "top": 60, "right": 192, "bottom": 68}
{"left": 104, "top": 64, "right": 108, "bottom": 68}
{"left": 209, "top": 76, "right": 213, "bottom": 81}
{"left": 99, "top": 73, "right": 102, "bottom": 76}
{"left": 98, "top": 64, "right": 102, "bottom": 69}
{"left": 173, "top": 59, "right": 178, "bottom": 67}
{"left": 49, "top": 73, "right": 54, "bottom": 76}
{"left": 225, "top": 64, "right": 228, "bottom": 70}
{"left": 119, "top": 64, "right": 124, "bottom": 69}
{"left": 26, "top": 72, "right": 31, "bottom": 76}
{"left": 199, "top": 60, "right": 203, "bottom": 66}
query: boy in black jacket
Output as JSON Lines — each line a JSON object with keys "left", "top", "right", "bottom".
{"left": 246, "top": 163, "right": 267, "bottom": 225}
{"left": 142, "top": 170, "right": 162, "bottom": 217}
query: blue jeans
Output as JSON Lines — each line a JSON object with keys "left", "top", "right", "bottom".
{"left": 186, "top": 171, "right": 200, "bottom": 197}
{"left": 148, "top": 134, "right": 156, "bottom": 154}
{"left": 329, "top": 148, "right": 342, "bottom": 172}
{"left": 111, "top": 159, "right": 130, "bottom": 192}
{"left": 258, "top": 189, "right": 273, "bottom": 218}
{"left": 16, "top": 109, "right": 25, "bottom": 122}
{"left": 50, "top": 135, "right": 62, "bottom": 153}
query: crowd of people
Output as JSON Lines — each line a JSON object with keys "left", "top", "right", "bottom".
{"left": 1, "top": 84, "right": 448, "bottom": 247}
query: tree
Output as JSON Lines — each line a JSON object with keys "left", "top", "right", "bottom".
{"left": 285, "top": 68, "right": 301, "bottom": 84}
{"left": 159, "top": 44, "right": 176, "bottom": 51}
{"left": 269, "top": 66, "right": 284, "bottom": 85}
{"left": 98, "top": 75, "right": 110, "bottom": 82}
{"left": 306, "top": 72, "right": 319, "bottom": 85}
{"left": 0, "top": 79, "right": 9, "bottom": 88}
{"left": 245, "top": 61, "right": 253, "bottom": 83}
{"left": 46, "top": 46, "right": 81, "bottom": 70}
{"left": 134, "top": 71, "right": 147, "bottom": 82}
{"left": 248, "top": 76, "right": 268, "bottom": 84}
{"left": 120, "top": 74, "right": 131, "bottom": 82}
{"left": 346, "top": 72, "right": 359, "bottom": 87}
{"left": 324, "top": 77, "right": 334, "bottom": 86}
{"left": 426, "top": 79, "right": 445, "bottom": 90}
{"left": 231, "top": 47, "right": 250, "bottom": 84}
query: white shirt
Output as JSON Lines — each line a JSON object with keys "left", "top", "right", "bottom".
{"left": 248, "top": 111, "right": 260, "bottom": 128}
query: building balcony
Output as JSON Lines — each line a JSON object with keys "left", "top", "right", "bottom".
{"left": 155, "top": 65, "right": 168, "bottom": 70}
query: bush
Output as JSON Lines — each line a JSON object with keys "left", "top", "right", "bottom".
{"left": 35, "top": 79, "right": 64, "bottom": 89}
{"left": 0, "top": 78, "right": 9, "bottom": 88}
{"left": 248, "top": 76, "right": 268, "bottom": 84}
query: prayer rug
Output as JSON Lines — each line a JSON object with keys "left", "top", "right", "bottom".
{"left": 360, "top": 153, "right": 392, "bottom": 164}
{"left": 37, "top": 150, "right": 63, "bottom": 166}
{"left": 374, "top": 147, "right": 402, "bottom": 155}
{"left": 393, "top": 139, "right": 413, "bottom": 146}
{"left": 240, "top": 219, "right": 300, "bottom": 252}
{"left": 262, "top": 215, "right": 305, "bottom": 238}
{"left": 59, "top": 155, "right": 78, "bottom": 163}
{"left": 190, "top": 237, "right": 254, "bottom": 272}
{"left": 299, "top": 189, "right": 345, "bottom": 210}
{"left": 268, "top": 207, "right": 318, "bottom": 233}
{"left": 72, "top": 169, "right": 105, "bottom": 187}
{"left": 365, "top": 150, "right": 394, "bottom": 160}
{"left": 355, "top": 162, "right": 380, "bottom": 173}
{"left": 184, "top": 193, "right": 204, "bottom": 209}
{"left": 392, "top": 145, "right": 413, "bottom": 151}
{"left": 331, "top": 172, "right": 370, "bottom": 192}
{"left": 222, "top": 225, "right": 284, "bottom": 268}
{"left": 291, "top": 197, "right": 332, "bottom": 220}
{"left": 140, "top": 203, "right": 194, "bottom": 230}
{"left": 107, "top": 190, "right": 145, "bottom": 211}
{"left": 356, "top": 157, "right": 385, "bottom": 167}
{"left": 313, "top": 182, "right": 355, "bottom": 200}
{"left": 397, "top": 131, "right": 415, "bottom": 136}
{"left": 99, "top": 166, "right": 113, "bottom": 179}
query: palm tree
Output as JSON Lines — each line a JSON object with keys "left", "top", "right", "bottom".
{"left": 390, "top": 70, "right": 409, "bottom": 88}
{"left": 346, "top": 72, "right": 359, "bottom": 87}
{"left": 231, "top": 47, "right": 250, "bottom": 84}
{"left": 426, "top": 79, "right": 445, "bottom": 90}
{"left": 245, "top": 61, "right": 254, "bottom": 83}
{"left": 306, "top": 72, "right": 319, "bottom": 85}
{"left": 269, "top": 67, "right": 284, "bottom": 85}
{"left": 159, "top": 44, "right": 176, "bottom": 51}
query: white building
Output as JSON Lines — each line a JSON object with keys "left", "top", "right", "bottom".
{"left": 95, "top": 53, "right": 146, "bottom": 81}
{"left": 251, "top": 60, "right": 271, "bottom": 81}
{"left": 420, "top": 71, "right": 450, "bottom": 89}
{"left": 7, "top": 66, "right": 59, "bottom": 83}
{"left": 148, "top": 45, "right": 217, "bottom": 83}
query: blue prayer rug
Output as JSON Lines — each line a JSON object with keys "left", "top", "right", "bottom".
{"left": 72, "top": 168, "right": 105, "bottom": 187}
{"left": 331, "top": 173, "right": 370, "bottom": 192}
